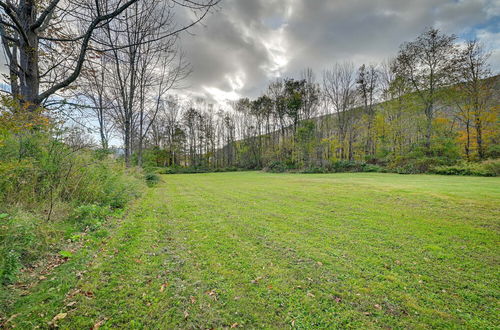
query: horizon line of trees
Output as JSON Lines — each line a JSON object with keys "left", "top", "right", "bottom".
{"left": 138, "top": 28, "right": 498, "bottom": 171}
{"left": 2, "top": 4, "right": 497, "bottom": 173}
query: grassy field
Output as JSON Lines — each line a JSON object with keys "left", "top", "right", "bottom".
{"left": 4, "top": 172, "right": 499, "bottom": 328}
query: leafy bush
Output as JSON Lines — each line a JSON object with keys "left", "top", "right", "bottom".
{"left": 486, "top": 144, "right": 500, "bottom": 159}
{"left": 1, "top": 250, "right": 20, "bottom": 285}
{"left": 158, "top": 166, "right": 243, "bottom": 174}
{"left": 389, "top": 156, "right": 450, "bottom": 174}
{"left": 0, "top": 212, "right": 46, "bottom": 285}
{"left": 301, "top": 167, "right": 327, "bottom": 174}
{"left": 482, "top": 159, "right": 500, "bottom": 176}
{"left": 70, "top": 204, "right": 111, "bottom": 231}
{"left": 265, "top": 161, "right": 287, "bottom": 173}
{"left": 159, "top": 167, "right": 177, "bottom": 174}
{"left": 361, "top": 163, "right": 384, "bottom": 172}
{"left": 0, "top": 106, "right": 144, "bottom": 289}
{"left": 432, "top": 160, "right": 499, "bottom": 177}
{"left": 144, "top": 172, "right": 161, "bottom": 186}
{"left": 330, "top": 161, "right": 368, "bottom": 172}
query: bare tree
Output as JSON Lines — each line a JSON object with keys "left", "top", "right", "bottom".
{"left": 356, "top": 64, "right": 379, "bottom": 156}
{"left": 102, "top": 1, "right": 190, "bottom": 166}
{"left": 0, "top": 0, "right": 218, "bottom": 110}
{"left": 77, "top": 53, "right": 116, "bottom": 150}
{"left": 396, "top": 27, "right": 458, "bottom": 151}
{"left": 300, "top": 68, "right": 321, "bottom": 121}
{"left": 323, "top": 62, "right": 358, "bottom": 160}
{"left": 455, "top": 39, "right": 493, "bottom": 159}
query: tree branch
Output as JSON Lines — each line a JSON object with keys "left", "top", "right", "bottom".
{"left": 31, "top": 0, "right": 60, "bottom": 31}
{"left": 0, "top": 1, "right": 30, "bottom": 44}
{"left": 37, "top": 0, "right": 141, "bottom": 103}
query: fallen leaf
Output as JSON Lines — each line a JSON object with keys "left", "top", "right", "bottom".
{"left": 52, "top": 313, "right": 67, "bottom": 321}
{"left": 206, "top": 289, "right": 217, "bottom": 300}
{"left": 190, "top": 296, "right": 196, "bottom": 304}
{"left": 307, "top": 292, "right": 315, "bottom": 297}
{"left": 160, "top": 283, "right": 168, "bottom": 292}
{"left": 49, "top": 312, "right": 67, "bottom": 326}
{"left": 92, "top": 319, "right": 105, "bottom": 330}
{"left": 317, "top": 261, "right": 323, "bottom": 266}
{"left": 3, "top": 313, "right": 19, "bottom": 326}
{"left": 374, "top": 304, "right": 382, "bottom": 310}
{"left": 184, "top": 311, "right": 189, "bottom": 319}
{"left": 251, "top": 276, "right": 263, "bottom": 284}
{"left": 82, "top": 291, "right": 94, "bottom": 298}
{"left": 231, "top": 322, "right": 239, "bottom": 328}
{"left": 66, "top": 301, "right": 77, "bottom": 307}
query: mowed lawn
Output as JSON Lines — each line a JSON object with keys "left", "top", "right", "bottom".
{"left": 8, "top": 172, "right": 500, "bottom": 328}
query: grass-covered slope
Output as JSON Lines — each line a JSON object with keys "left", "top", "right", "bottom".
{"left": 5, "top": 172, "right": 499, "bottom": 328}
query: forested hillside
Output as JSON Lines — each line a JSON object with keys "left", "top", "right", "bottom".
{"left": 143, "top": 31, "right": 499, "bottom": 175}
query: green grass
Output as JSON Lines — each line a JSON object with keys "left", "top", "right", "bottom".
{"left": 4, "top": 172, "right": 499, "bottom": 328}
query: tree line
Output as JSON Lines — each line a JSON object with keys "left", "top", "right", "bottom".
{"left": 0, "top": 1, "right": 497, "bottom": 173}
{"left": 141, "top": 28, "right": 499, "bottom": 172}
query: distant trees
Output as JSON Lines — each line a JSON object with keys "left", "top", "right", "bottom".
{"left": 2, "top": 12, "right": 497, "bottom": 172}
{"left": 146, "top": 28, "right": 497, "bottom": 171}
{"left": 454, "top": 40, "right": 495, "bottom": 159}
{"left": 395, "top": 27, "right": 458, "bottom": 152}
{"left": 356, "top": 64, "right": 379, "bottom": 157}
{"left": 323, "top": 62, "right": 358, "bottom": 160}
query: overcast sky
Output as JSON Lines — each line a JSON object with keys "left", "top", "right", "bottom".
{"left": 178, "top": 0, "right": 500, "bottom": 104}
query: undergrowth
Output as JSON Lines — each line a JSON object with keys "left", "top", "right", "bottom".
{"left": 0, "top": 103, "right": 145, "bottom": 315}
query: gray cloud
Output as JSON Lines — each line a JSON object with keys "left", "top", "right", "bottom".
{"left": 178, "top": 0, "right": 500, "bottom": 104}
{"left": 0, "top": 0, "right": 497, "bottom": 104}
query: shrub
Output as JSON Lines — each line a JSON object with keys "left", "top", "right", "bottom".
{"left": 144, "top": 172, "right": 161, "bottom": 186}
{"left": 265, "top": 161, "right": 287, "bottom": 173}
{"left": 331, "top": 160, "right": 364, "bottom": 172}
{"left": 431, "top": 161, "right": 498, "bottom": 177}
{"left": 301, "top": 167, "right": 326, "bottom": 174}
{"left": 486, "top": 144, "right": 500, "bottom": 159}
{"left": 160, "top": 167, "right": 177, "bottom": 174}
{"left": 361, "top": 163, "right": 384, "bottom": 172}
{"left": 0, "top": 212, "right": 44, "bottom": 285}
{"left": 70, "top": 204, "right": 111, "bottom": 231}
{"left": 1, "top": 250, "right": 21, "bottom": 285}
{"left": 389, "top": 156, "right": 450, "bottom": 174}
{"left": 482, "top": 159, "right": 500, "bottom": 176}
{"left": 0, "top": 100, "right": 143, "bottom": 296}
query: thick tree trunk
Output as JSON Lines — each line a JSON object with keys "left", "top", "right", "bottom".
{"left": 124, "top": 118, "right": 131, "bottom": 166}
{"left": 17, "top": 0, "right": 40, "bottom": 109}
{"left": 465, "top": 121, "right": 470, "bottom": 161}
{"left": 475, "top": 115, "right": 484, "bottom": 160}
{"left": 424, "top": 103, "right": 433, "bottom": 153}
